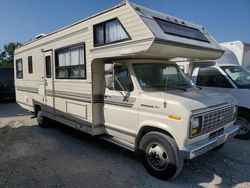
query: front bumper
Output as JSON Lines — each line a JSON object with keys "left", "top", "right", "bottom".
{"left": 180, "top": 125, "right": 239, "bottom": 160}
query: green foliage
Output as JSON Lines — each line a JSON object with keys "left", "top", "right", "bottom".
{"left": 0, "top": 42, "right": 22, "bottom": 68}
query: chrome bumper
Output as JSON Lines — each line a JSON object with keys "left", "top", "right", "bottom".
{"left": 180, "top": 125, "right": 240, "bottom": 160}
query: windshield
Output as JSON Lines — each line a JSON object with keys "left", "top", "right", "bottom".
{"left": 221, "top": 66, "right": 250, "bottom": 89}
{"left": 133, "top": 63, "right": 193, "bottom": 92}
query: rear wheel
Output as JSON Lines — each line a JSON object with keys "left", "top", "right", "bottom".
{"left": 36, "top": 108, "right": 50, "bottom": 128}
{"left": 139, "top": 132, "right": 183, "bottom": 180}
{"left": 235, "top": 110, "right": 250, "bottom": 140}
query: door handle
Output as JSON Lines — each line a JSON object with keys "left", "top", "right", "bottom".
{"left": 104, "top": 95, "right": 111, "bottom": 98}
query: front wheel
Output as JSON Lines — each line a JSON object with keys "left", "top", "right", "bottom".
{"left": 139, "top": 132, "right": 183, "bottom": 180}
{"left": 234, "top": 110, "right": 250, "bottom": 140}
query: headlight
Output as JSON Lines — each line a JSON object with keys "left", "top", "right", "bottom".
{"left": 190, "top": 116, "right": 203, "bottom": 138}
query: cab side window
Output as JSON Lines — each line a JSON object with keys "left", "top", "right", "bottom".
{"left": 105, "top": 63, "right": 133, "bottom": 92}
{"left": 196, "top": 67, "right": 233, "bottom": 88}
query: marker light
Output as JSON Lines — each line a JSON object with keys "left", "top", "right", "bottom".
{"left": 168, "top": 114, "right": 181, "bottom": 121}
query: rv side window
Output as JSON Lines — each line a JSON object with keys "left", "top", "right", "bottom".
{"left": 16, "top": 59, "right": 23, "bottom": 79}
{"left": 155, "top": 18, "right": 209, "bottom": 43}
{"left": 28, "top": 56, "right": 33, "bottom": 74}
{"left": 105, "top": 63, "right": 133, "bottom": 92}
{"left": 196, "top": 67, "right": 233, "bottom": 88}
{"left": 94, "top": 18, "right": 130, "bottom": 46}
{"left": 55, "top": 44, "right": 86, "bottom": 79}
{"left": 45, "top": 56, "right": 51, "bottom": 78}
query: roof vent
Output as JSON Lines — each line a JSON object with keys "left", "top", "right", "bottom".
{"left": 35, "top": 33, "right": 47, "bottom": 40}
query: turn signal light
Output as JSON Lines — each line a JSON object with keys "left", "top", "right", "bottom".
{"left": 191, "top": 128, "right": 198, "bottom": 135}
{"left": 168, "top": 115, "right": 181, "bottom": 120}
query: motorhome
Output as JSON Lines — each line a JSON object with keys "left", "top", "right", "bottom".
{"left": 220, "top": 41, "right": 250, "bottom": 71}
{"left": 14, "top": 1, "right": 239, "bottom": 180}
{"left": 178, "top": 54, "right": 250, "bottom": 139}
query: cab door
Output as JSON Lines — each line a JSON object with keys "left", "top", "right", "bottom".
{"left": 103, "top": 62, "right": 139, "bottom": 143}
{"left": 43, "top": 50, "right": 55, "bottom": 114}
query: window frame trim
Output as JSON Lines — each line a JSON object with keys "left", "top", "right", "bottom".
{"left": 16, "top": 58, "right": 23, "bottom": 79}
{"left": 154, "top": 17, "right": 210, "bottom": 43}
{"left": 54, "top": 42, "right": 87, "bottom": 80}
{"left": 93, "top": 18, "right": 131, "bottom": 47}
{"left": 45, "top": 55, "right": 52, "bottom": 78}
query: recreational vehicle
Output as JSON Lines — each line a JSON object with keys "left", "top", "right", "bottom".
{"left": 14, "top": 1, "right": 239, "bottom": 180}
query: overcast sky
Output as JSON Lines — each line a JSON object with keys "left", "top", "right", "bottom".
{"left": 0, "top": 0, "right": 250, "bottom": 49}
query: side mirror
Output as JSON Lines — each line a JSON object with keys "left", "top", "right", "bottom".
{"left": 105, "top": 75, "right": 114, "bottom": 90}
{"left": 105, "top": 64, "right": 114, "bottom": 90}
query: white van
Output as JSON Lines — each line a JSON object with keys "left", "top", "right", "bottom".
{"left": 14, "top": 1, "right": 239, "bottom": 180}
{"left": 178, "top": 54, "right": 250, "bottom": 139}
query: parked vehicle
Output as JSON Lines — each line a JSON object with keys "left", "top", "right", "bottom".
{"left": 14, "top": 1, "right": 239, "bottom": 180}
{"left": 220, "top": 41, "right": 250, "bottom": 71}
{"left": 178, "top": 59, "right": 250, "bottom": 139}
{"left": 0, "top": 68, "right": 15, "bottom": 100}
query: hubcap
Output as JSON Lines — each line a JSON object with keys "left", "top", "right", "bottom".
{"left": 235, "top": 117, "right": 250, "bottom": 135}
{"left": 146, "top": 143, "right": 168, "bottom": 171}
{"left": 37, "top": 111, "right": 44, "bottom": 125}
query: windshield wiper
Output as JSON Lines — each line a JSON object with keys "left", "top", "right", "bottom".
{"left": 166, "top": 87, "right": 187, "bottom": 92}
{"left": 194, "top": 86, "right": 202, "bottom": 90}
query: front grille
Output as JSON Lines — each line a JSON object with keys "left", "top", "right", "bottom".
{"left": 202, "top": 106, "right": 234, "bottom": 134}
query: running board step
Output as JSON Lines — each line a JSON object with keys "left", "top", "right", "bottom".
{"left": 100, "top": 135, "right": 135, "bottom": 152}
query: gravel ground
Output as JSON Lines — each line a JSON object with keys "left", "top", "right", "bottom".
{"left": 0, "top": 102, "right": 250, "bottom": 188}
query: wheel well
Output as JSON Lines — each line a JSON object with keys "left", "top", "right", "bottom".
{"left": 238, "top": 106, "right": 250, "bottom": 114}
{"left": 34, "top": 105, "right": 41, "bottom": 116}
{"left": 135, "top": 126, "right": 174, "bottom": 151}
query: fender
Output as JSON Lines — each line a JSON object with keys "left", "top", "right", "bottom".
{"left": 135, "top": 120, "right": 181, "bottom": 150}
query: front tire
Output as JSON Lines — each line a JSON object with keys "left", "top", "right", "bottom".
{"left": 234, "top": 110, "right": 250, "bottom": 140}
{"left": 36, "top": 109, "right": 50, "bottom": 128}
{"left": 139, "top": 132, "right": 183, "bottom": 180}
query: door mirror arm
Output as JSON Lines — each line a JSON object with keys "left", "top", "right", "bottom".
{"left": 113, "top": 76, "right": 130, "bottom": 102}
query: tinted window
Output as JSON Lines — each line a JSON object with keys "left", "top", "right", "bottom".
{"left": 155, "top": 18, "right": 209, "bottom": 43}
{"left": 16, "top": 59, "right": 23, "bottom": 79}
{"left": 55, "top": 44, "right": 86, "bottom": 79}
{"left": 94, "top": 18, "right": 130, "bottom": 46}
{"left": 196, "top": 67, "right": 233, "bottom": 88}
{"left": 45, "top": 56, "right": 51, "bottom": 78}
{"left": 94, "top": 24, "right": 104, "bottom": 46}
{"left": 28, "top": 56, "right": 33, "bottom": 74}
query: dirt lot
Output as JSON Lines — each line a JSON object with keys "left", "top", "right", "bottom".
{"left": 0, "top": 102, "right": 250, "bottom": 188}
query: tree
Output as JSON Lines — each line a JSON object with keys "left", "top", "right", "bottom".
{"left": 0, "top": 42, "right": 22, "bottom": 68}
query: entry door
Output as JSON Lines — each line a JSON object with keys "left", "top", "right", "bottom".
{"left": 44, "top": 50, "right": 55, "bottom": 114}
{"left": 103, "top": 63, "right": 139, "bottom": 142}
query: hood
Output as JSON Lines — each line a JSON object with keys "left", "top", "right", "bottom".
{"left": 142, "top": 88, "right": 237, "bottom": 114}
